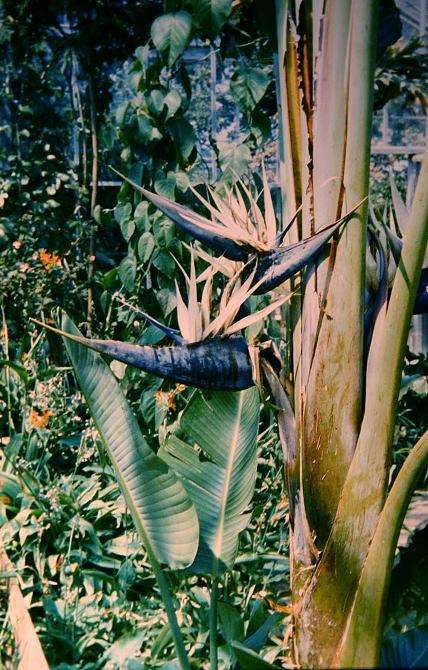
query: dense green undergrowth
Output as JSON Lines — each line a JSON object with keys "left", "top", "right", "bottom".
{"left": 0, "top": 342, "right": 426, "bottom": 667}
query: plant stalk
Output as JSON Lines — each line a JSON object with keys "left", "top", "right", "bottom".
{"left": 149, "top": 547, "right": 191, "bottom": 670}
{"left": 86, "top": 66, "right": 98, "bottom": 329}
{"left": 1, "top": 303, "right": 12, "bottom": 433}
{"left": 294, "top": 1, "right": 379, "bottom": 665}
{"left": 210, "top": 576, "right": 219, "bottom": 670}
{"left": 336, "top": 427, "right": 428, "bottom": 668}
{"left": 298, "top": 134, "right": 428, "bottom": 670}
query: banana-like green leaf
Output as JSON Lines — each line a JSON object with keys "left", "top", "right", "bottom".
{"left": 159, "top": 387, "right": 260, "bottom": 575}
{"left": 60, "top": 313, "right": 199, "bottom": 568}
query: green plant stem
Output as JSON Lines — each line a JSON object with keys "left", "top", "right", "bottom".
{"left": 1, "top": 304, "right": 12, "bottom": 434}
{"left": 336, "top": 427, "right": 428, "bottom": 668}
{"left": 149, "top": 548, "right": 191, "bottom": 670}
{"left": 299, "top": 140, "right": 428, "bottom": 669}
{"left": 294, "top": 1, "right": 379, "bottom": 665}
{"left": 210, "top": 576, "right": 219, "bottom": 670}
{"left": 86, "top": 65, "right": 98, "bottom": 329}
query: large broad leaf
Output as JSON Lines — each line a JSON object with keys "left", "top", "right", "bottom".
{"left": 151, "top": 11, "right": 192, "bottom": 68}
{"left": 381, "top": 627, "right": 428, "bottom": 669}
{"left": 60, "top": 313, "right": 198, "bottom": 569}
{"left": 191, "top": 0, "right": 232, "bottom": 36}
{"left": 159, "top": 387, "right": 259, "bottom": 574}
{"left": 166, "top": 118, "right": 196, "bottom": 162}
{"left": 230, "top": 67, "right": 269, "bottom": 117}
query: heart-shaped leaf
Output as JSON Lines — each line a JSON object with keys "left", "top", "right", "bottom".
{"left": 151, "top": 12, "right": 192, "bottom": 68}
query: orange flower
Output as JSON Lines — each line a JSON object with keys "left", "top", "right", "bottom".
{"left": 154, "top": 390, "right": 176, "bottom": 411}
{"left": 167, "top": 392, "right": 176, "bottom": 410}
{"left": 38, "top": 249, "right": 61, "bottom": 272}
{"left": 30, "top": 409, "right": 53, "bottom": 428}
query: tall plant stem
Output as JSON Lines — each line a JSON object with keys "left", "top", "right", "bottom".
{"left": 148, "top": 548, "right": 191, "bottom": 670}
{"left": 0, "top": 304, "right": 12, "bottom": 433}
{"left": 337, "top": 427, "right": 428, "bottom": 668}
{"left": 210, "top": 576, "right": 219, "bottom": 670}
{"left": 71, "top": 51, "right": 88, "bottom": 188}
{"left": 293, "top": 1, "right": 379, "bottom": 666}
{"left": 86, "top": 67, "right": 98, "bottom": 329}
{"left": 298, "top": 133, "right": 428, "bottom": 670}
{"left": 1, "top": 549, "right": 49, "bottom": 668}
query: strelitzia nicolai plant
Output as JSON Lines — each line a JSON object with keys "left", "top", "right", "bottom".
{"left": 33, "top": 2, "right": 428, "bottom": 668}
{"left": 112, "top": 2, "right": 427, "bottom": 667}
{"left": 271, "top": 1, "right": 428, "bottom": 667}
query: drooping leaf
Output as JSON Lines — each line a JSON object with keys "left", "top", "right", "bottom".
{"left": 153, "top": 217, "right": 176, "bottom": 249}
{"left": 138, "top": 231, "right": 155, "bottom": 262}
{"left": 114, "top": 201, "right": 132, "bottom": 226}
{"left": 164, "top": 89, "right": 182, "bottom": 120}
{"left": 134, "top": 201, "right": 150, "bottom": 231}
{"left": 151, "top": 11, "right": 192, "bottom": 68}
{"left": 155, "top": 173, "right": 178, "bottom": 200}
{"left": 136, "top": 115, "right": 162, "bottom": 143}
{"left": 0, "top": 359, "right": 29, "bottom": 384}
{"left": 105, "top": 630, "right": 146, "bottom": 665}
{"left": 118, "top": 253, "right": 137, "bottom": 291}
{"left": 159, "top": 388, "right": 259, "bottom": 574}
{"left": 58, "top": 313, "right": 199, "bottom": 568}
{"left": 218, "top": 601, "right": 245, "bottom": 643}
{"left": 244, "top": 611, "right": 284, "bottom": 652}
{"left": 152, "top": 249, "right": 176, "bottom": 276}
{"left": 166, "top": 118, "right": 196, "bottom": 162}
{"left": 218, "top": 142, "right": 252, "bottom": 178}
{"left": 147, "top": 89, "right": 166, "bottom": 116}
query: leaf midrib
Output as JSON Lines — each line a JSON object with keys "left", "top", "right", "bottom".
{"left": 212, "top": 392, "right": 244, "bottom": 573}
